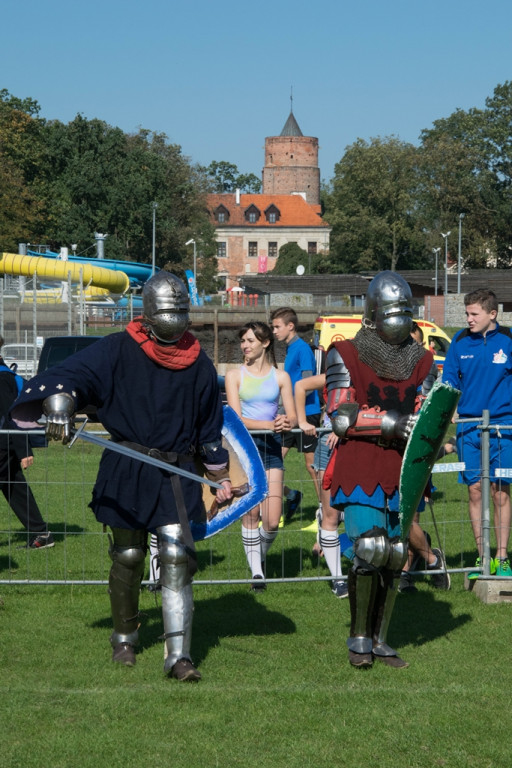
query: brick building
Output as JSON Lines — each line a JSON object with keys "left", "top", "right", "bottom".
{"left": 262, "top": 111, "right": 320, "bottom": 205}
{"left": 208, "top": 110, "right": 330, "bottom": 289}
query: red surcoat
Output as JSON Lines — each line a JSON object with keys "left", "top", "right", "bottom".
{"left": 327, "top": 340, "right": 433, "bottom": 498}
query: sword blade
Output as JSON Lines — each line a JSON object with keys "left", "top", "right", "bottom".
{"left": 68, "top": 422, "right": 222, "bottom": 490}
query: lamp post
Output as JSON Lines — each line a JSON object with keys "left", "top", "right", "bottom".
{"left": 151, "top": 202, "right": 158, "bottom": 276}
{"left": 441, "top": 231, "right": 451, "bottom": 295}
{"left": 186, "top": 238, "right": 197, "bottom": 282}
{"left": 458, "top": 213, "right": 465, "bottom": 294}
{"left": 432, "top": 247, "right": 441, "bottom": 296}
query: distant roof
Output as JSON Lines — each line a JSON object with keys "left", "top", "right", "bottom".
{"left": 207, "top": 193, "right": 329, "bottom": 228}
{"left": 280, "top": 111, "right": 303, "bottom": 137}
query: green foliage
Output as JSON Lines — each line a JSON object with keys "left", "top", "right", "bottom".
{"left": 272, "top": 242, "right": 310, "bottom": 274}
{"left": 202, "top": 160, "right": 262, "bottom": 193}
{"left": 325, "top": 137, "right": 423, "bottom": 272}
{"left": 0, "top": 92, "right": 217, "bottom": 286}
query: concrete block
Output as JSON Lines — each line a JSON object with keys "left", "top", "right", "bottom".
{"left": 465, "top": 575, "right": 512, "bottom": 603}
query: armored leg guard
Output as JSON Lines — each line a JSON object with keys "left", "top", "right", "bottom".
{"left": 158, "top": 524, "right": 199, "bottom": 680}
{"left": 346, "top": 568, "right": 378, "bottom": 667}
{"left": 108, "top": 528, "right": 147, "bottom": 660}
{"left": 371, "top": 568, "right": 408, "bottom": 668}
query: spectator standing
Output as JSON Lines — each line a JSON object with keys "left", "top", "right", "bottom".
{"left": 0, "top": 336, "right": 53, "bottom": 549}
{"left": 442, "top": 288, "right": 512, "bottom": 578}
{"left": 225, "top": 321, "right": 296, "bottom": 590}
{"left": 271, "top": 307, "right": 321, "bottom": 518}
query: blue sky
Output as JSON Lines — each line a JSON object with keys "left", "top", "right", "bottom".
{"left": 4, "top": 0, "right": 511, "bottom": 184}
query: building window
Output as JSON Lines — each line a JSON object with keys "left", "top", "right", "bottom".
{"left": 214, "top": 205, "right": 229, "bottom": 223}
{"left": 217, "top": 242, "right": 226, "bottom": 259}
{"left": 265, "top": 205, "right": 280, "bottom": 223}
{"left": 244, "top": 205, "right": 260, "bottom": 223}
{"left": 308, "top": 242, "right": 317, "bottom": 255}
{"left": 268, "top": 242, "right": 278, "bottom": 259}
{"left": 248, "top": 242, "right": 258, "bottom": 258}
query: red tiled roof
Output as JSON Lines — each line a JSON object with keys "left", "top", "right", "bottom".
{"left": 207, "top": 193, "right": 329, "bottom": 228}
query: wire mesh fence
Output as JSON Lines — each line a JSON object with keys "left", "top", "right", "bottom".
{"left": 1, "top": 420, "right": 502, "bottom": 589}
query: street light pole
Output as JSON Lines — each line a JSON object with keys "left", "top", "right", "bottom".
{"left": 441, "top": 231, "right": 451, "bottom": 296}
{"left": 457, "top": 213, "right": 465, "bottom": 294}
{"left": 186, "top": 238, "right": 197, "bottom": 282}
{"left": 151, "top": 202, "right": 158, "bottom": 276}
{"left": 432, "top": 247, "right": 441, "bottom": 296}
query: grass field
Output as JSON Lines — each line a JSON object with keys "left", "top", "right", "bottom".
{"left": 1, "top": 440, "right": 510, "bottom": 768}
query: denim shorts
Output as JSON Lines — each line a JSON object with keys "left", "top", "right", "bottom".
{"left": 252, "top": 434, "right": 284, "bottom": 471}
{"left": 311, "top": 432, "right": 333, "bottom": 472}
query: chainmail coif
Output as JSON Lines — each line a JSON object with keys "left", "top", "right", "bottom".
{"left": 350, "top": 326, "right": 426, "bottom": 380}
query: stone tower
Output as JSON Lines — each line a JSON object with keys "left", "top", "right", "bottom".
{"left": 262, "top": 110, "right": 320, "bottom": 205}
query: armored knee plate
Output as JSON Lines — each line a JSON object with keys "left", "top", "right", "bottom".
{"left": 108, "top": 528, "right": 147, "bottom": 647}
{"left": 387, "top": 537, "right": 407, "bottom": 573}
{"left": 157, "top": 524, "right": 195, "bottom": 673}
{"left": 353, "top": 528, "right": 407, "bottom": 573}
{"left": 353, "top": 527, "right": 390, "bottom": 571}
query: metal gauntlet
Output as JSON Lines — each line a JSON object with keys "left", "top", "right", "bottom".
{"left": 381, "top": 411, "right": 417, "bottom": 441}
{"left": 42, "top": 392, "right": 76, "bottom": 444}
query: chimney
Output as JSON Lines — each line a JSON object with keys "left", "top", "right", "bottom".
{"left": 235, "top": 188, "right": 241, "bottom": 205}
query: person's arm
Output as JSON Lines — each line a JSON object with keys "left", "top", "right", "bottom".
{"left": 225, "top": 368, "right": 275, "bottom": 432}
{"left": 0, "top": 372, "right": 34, "bottom": 462}
{"left": 274, "top": 370, "right": 297, "bottom": 432}
{"left": 441, "top": 334, "right": 461, "bottom": 389}
{"left": 198, "top": 365, "right": 231, "bottom": 504}
{"left": 294, "top": 374, "right": 325, "bottom": 434}
{"left": 326, "top": 345, "right": 414, "bottom": 441}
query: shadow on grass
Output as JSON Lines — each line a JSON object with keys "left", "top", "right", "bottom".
{"left": 393, "top": 589, "right": 471, "bottom": 648}
{"left": 91, "top": 589, "right": 296, "bottom": 665}
{"left": 6, "top": 522, "right": 87, "bottom": 546}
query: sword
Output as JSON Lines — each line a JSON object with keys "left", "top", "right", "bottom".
{"left": 67, "top": 420, "right": 223, "bottom": 490}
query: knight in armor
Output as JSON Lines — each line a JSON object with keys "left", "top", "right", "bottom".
{"left": 11, "top": 271, "right": 232, "bottom": 681}
{"left": 324, "top": 271, "right": 436, "bottom": 668}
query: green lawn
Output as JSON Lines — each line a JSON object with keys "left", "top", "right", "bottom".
{"left": 0, "top": 442, "right": 510, "bottom": 768}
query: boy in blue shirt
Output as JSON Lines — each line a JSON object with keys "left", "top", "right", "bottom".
{"left": 443, "top": 289, "right": 512, "bottom": 577}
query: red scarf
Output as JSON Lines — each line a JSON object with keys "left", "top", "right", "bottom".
{"left": 126, "top": 319, "right": 201, "bottom": 370}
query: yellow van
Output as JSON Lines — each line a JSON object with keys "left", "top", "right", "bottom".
{"left": 312, "top": 315, "right": 451, "bottom": 372}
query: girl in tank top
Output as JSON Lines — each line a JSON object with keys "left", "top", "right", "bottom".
{"left": 225, "top": 321, "right": 296, "bottom": 590}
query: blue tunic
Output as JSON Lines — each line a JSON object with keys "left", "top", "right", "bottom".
{"left": 12, "top": 332, "right": 227, "bottom": 531}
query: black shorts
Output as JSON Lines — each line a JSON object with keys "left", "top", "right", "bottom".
{"left": 282, "top": 413, "right": 321, "bottom": 453}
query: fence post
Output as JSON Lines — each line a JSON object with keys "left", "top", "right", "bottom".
{"left": 481, "top": 409, "right": 492, "bottom": 576}
{"left": 213, "top": 308, "right": 219, "bottom": 367}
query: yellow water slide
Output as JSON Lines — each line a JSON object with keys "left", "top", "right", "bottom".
{"left": 0, "top": 252, "right": 130, "bottom": 294}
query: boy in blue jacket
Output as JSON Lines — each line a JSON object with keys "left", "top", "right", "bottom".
{"left": 443, "top": 289, "right": 512, "bottom": 577}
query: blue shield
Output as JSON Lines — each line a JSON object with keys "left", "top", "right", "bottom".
{"left": 190, "top": 405, "right": 268, "bottom": 540}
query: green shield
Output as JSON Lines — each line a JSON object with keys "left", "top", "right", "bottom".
{"left": 399, "top": 382, "right": 460, "bottom": 539}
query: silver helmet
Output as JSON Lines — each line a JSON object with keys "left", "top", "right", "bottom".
{"left": 142, "top": 271, "right": 190, "bottom": 344}
{"left": 363, "top": 271, "right": 413, "bottom": 345}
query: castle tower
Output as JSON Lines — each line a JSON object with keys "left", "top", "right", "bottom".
{"left": 262, "top": 110, "right": 320, "bottom": 206}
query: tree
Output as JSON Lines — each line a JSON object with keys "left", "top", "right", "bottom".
{"left": 420, "top": 82, "right": 512, "bottom": 267}
{"left": 0, "top": 90, "right": 47, "bottom": 249}
{"left": 272, "top": 242, "right": 309, "bottom": 275}
{"left": 324, "top": 137, "right": 422, "bottom": 272}
{"left": 202, "top": 160, "right": 261, "bottom": 193}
